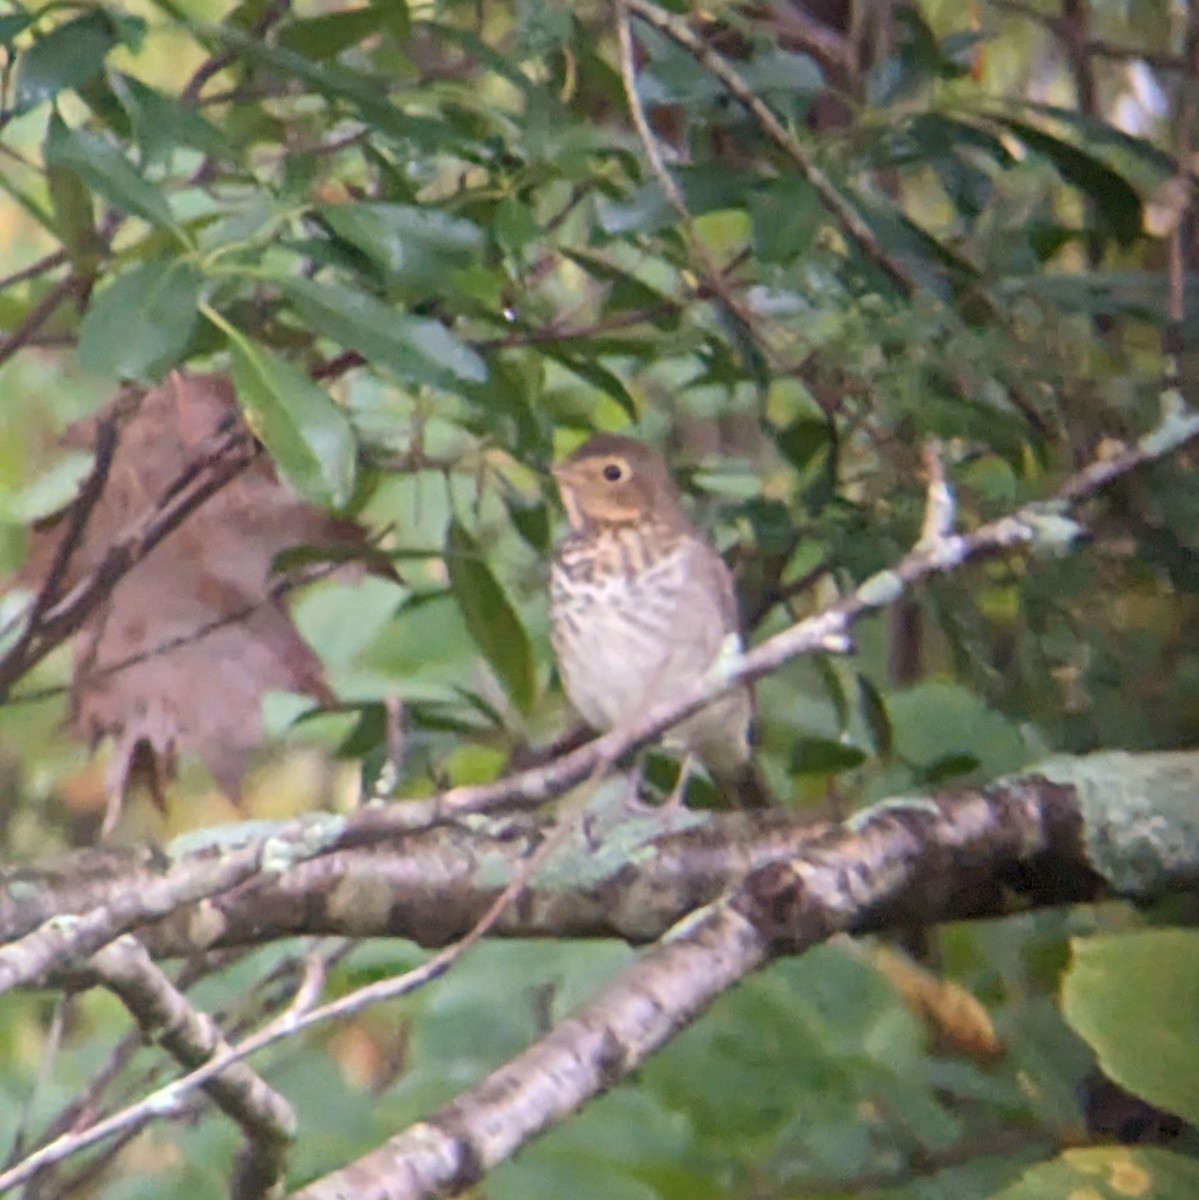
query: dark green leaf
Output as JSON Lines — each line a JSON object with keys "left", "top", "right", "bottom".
{"left": 277, "top": 276, "right": 488, "bottom": 389}
{"left": 856, "top": 674, "right": 893, "bottom": 757}
{"left": 317, "top": 203, "right": 484, "bottom": 286}
{"left": 750, "top": 177, "right": 822, "bottom": 265}
{"left": 14, "top": 11, "right": 119, "bottom": 111}
{"left": 46, "top": 164, "right": 101, "bottom": 272}
{"left": 369, "top": 0, "right": 410, "bottom": 42}
{"left": 207, "top": 27, "right": 477, "bottom": 154}
{"left": 0, "top": 13, "right": 32, "bottom": 49}
{"left": 1017, "top": 102, "right": 1178, "bottom": 176}
{"left": 79, "top": 259, "right": 202, "bottom": 382}
{"left": 111, "top": 73, "right": 233, "bottom": 165}
{"left": 597, "top": 166, "right": 748, "bottom": 236}
{"left": 445, "top": 520, "right": 536, "bottom": 714}
{"left": 790, "top": 737, "right": 867, "bottom": 775}
{"left": 44, "top": 114, "right": 174, "bottom": 228}
{"left": 776, "top": 416, "right": 832, "bottom": 472}
{"left": 539, "top": 349, "right": 638, "bottom": 420}
{"left": 224, "top": 325, "right": 357, "bottom": 509}
{"left": 919, "top": 753, "right": 981, "bottom": 784}
{"left": 278, "top": 8, "right": 382, "bottom": 59}
{"left": 505, "top": 494, "right": 551, "bottom": 553}
{"left": 992, "top": 116, "right": 1143, "bottom": 244}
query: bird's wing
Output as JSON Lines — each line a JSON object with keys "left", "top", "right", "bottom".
{"left": 678, "top": 534, "right": 743, "bottom": 660}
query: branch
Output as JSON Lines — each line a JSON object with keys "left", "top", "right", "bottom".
{"left": 327, "top": 391, "right": 1199, "bottom": 840}
{"left": 60, "top": 938, "right": 295, "bottom": 1200}
{"left": 290, "top": 749, "right": 1199, "bottom": 1199}
{"left": 0, "top": 422, "right": 259, "bottom": 700}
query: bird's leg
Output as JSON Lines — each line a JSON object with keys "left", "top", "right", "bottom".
{"left": 663, "top": 752, "right": 696, "bottom": 810}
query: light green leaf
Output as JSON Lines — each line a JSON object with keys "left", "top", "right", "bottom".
{"left": 111, "top": 73, "right": 233, "bottom": 166}
{"left": 277, "top": 276, "right": 487, "bottom": 389}
{"left": 79, "top": 259, "right": 202, "bottom": 382}
{"left": 1063, "top": 930, "right": 1199, "bottom": 1127}
{"left": 44, "top": 114, "right": 174, "bottom": 228}
{"left": 317, "top": 203, "right": 484, "bottom": 286}
{"left": 445, "top": 520, "right": 536, "bottom": 714}
{"left": 993, "top": 1147, "right": 1199, "bottom": 1200}
{"left": 224, "top": 325, "right": 357, "bottom": 510}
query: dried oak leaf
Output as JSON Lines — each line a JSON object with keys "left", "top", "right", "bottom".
{"left": 24, "top": 371, "right": 367, "bottom": 813}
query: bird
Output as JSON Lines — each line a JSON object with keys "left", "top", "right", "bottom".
{"left": 549, "top": 432, "right": 770, "bottom": 807}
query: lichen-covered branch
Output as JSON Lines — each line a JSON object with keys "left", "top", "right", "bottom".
{"left": 289, "top": 751, "right": 1198, "bottom": 1200}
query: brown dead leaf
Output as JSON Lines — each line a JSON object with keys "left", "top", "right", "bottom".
{"left": 870, "top": 944, "right": 1005, "bottom": 1063}
{"left": 22, "top": 371, "right": 370, "bottom": 821}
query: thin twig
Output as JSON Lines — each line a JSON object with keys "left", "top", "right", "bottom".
{"left": 614, "top": 0, "right": 775, "bottom": 365}
{"left": 0, "top": 429, "right": 259, "bottom": 700}
{"left": 0, "top": 274, "right": 87, "bottom": 370}
{"left": 622, "top": 0, "right": 918, "bottom": 296}
{"left": 0, "top": 250, "right": 67, "bottom": 292}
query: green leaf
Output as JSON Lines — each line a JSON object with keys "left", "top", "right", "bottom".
{"left": 79, "top": 259, "right": 202, "bottom": 382}
{"left": 111, "top": 74, "right": 233, "bottom": 166}
{"left": 46, "top": 163, "right": 101, "bottom": 272}
{"left": 750, "top": 176, "right": 822, "bottom": 264}
{"left": 776, "top": 416, "right": 832, "bottom": 472}
{"left": 597, "top": 166, "right": 748, "bottom": 236}
{"left": 14, "top": 11, "right": 119, "bottom": 111}
{"left": 856, "top": 673, "right": 893, "bottom": 756}
{"left": 206, "top": 27, "right": 475, "bottom": 154}
{"left": 538, "top": 348, "right": 638, "bottom": 420}
{"left": 444, "top": 520, "right": 536, "bottom": 714}
{"left": 0, "top": 12, "right": 33, "bottom": 50}
{"left": 1063, "top": 931, "right": 1199, "bottom": 1127}
{"left": 224, "top": 325, "right": 357, "bottom": 510}
{"left": 992, "top": 116, "right": 1143, "bottom": 245}
{"left": 993, "top": 1148, "right": 1199, "bottom": 1200}
{"left": 790, "top": 737, "right": 867, "bottom": 775}
{"left": 278, "top": 8, "right": 384, "bottom": 59}
{"left": 317, "top": 203, "right": 485, "bottom": 287}
{"left": 44, "top": 114, "right": 174, "bottom": 229}
{"left": 277, "top": 276, "right": 488, "bottom": 389}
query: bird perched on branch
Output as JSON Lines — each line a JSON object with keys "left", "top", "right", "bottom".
{"left": 549, "top": 433, "right": 770, "bottom": 808}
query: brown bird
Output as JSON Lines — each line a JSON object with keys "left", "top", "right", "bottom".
{"left": 549, "top": 433, "right": 769, "bottom": 807}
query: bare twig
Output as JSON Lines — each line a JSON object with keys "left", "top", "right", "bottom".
{"left": 0, "top": 417, "right": 119, "bottom": 678}
{"left": 0, "top": 427, "right": 259, "bottom": 700}
{"left": 0, "top": 249, "right": 67, "bottom": 292}
{"left": 614, "top": 0, "right": 775, "bottom": 362}
{"left": 67, "top": 938, "right": 296, "bottom": 1200}
{"left": 622, "top": 0, "right": 918, "bottom": 296}
{"left": 0, "top": 274, "right": 87, "bottom": 370}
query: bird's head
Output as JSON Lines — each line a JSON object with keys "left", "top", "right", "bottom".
{"left": 551, "top": 434, "right": 685, "bottom": 531}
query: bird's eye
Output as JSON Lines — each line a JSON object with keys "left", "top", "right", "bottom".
{"left": 602, "top": 462, "right": 624, "bottom": 482}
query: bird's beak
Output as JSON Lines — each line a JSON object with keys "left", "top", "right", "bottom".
{"left": 550, "top": 461, "right": 578, "bottom": 488}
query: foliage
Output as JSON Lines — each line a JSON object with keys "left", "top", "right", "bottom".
{"left": 0, "top": 0, "right": 1196, "bottom": 1196}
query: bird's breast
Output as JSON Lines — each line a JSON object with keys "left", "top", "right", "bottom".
{"left": 550, "top": 532, "right": 692, "bottom": 730}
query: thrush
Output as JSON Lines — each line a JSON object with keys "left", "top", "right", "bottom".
{"left": 549, "top": 433, "right": 769, "bottom": 807}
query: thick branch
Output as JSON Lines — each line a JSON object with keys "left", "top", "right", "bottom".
{"left": 61, "top": 938, "right": 295, "bottom": 1200}
{"left": 290, "top": 751, "right": 1198, "bottom": 1199}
